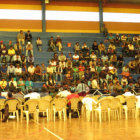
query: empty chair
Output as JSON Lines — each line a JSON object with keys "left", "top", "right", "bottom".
{"left": 51, "top": 98, "right": 67, "bottom": 121}
{"left": 94, "top": 99, "right": 110, "bottom": 123}
{"left": 41, "top": 96, "right": 52, "bottom": 102}
{"left": 69, "top": 98, "right": 80, "bottom": 119}
{"left": 21, "top": 99, "right": 39, "bottom": 124}
{"left": 38, "top": 99, "right": 51, "bottom": 121}
{"left": 123, "top": 96, "right": 137, "bottom": 120}
{"left": 110, "top": 98, "right": 122, "bottom": 120}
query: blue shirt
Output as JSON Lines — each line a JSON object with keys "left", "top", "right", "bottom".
{"left": 0, "top": 96, "right": 6, "bottom": 99}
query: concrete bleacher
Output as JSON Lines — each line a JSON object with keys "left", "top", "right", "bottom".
{"left": 0, "top": 31, "right": 139, "bottom": 89}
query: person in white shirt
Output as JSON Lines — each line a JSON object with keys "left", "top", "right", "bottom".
{"left": 123, "top": 88, "right": 134, "bottom": 97}
{"left": 92, "top": 77, "right": 100, "bottom": 89}
{"left": 7, "top": 63, "right": 15, "bottom": 80}
{"left": 46, "top": 64, "right": 54, "bottom": 80}
{"left": 57, "top": 88, "right": 71, "bottom": 98}
{"left": 36, "top": 37, "right": 42, "bottom": 52}
{"left": 12, "top": 54, "right": 21, "bottom": 65}
{"left": 24, "top": 89, "right": 40, "bottom": 100}
{"left": 90, "top": 51, "right": 97, "bottom": 61}
{"left": 28, "top": 64, "right": 35, "bottom": 81}
{"left": 26, "top": 42, "right": 33, "bottom": 57}
{"left": 15, "top": 64, "right": 22, "bottom": 79}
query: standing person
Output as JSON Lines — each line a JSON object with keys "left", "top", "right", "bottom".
{"left": 25, "top": 30, "right": 32, "bottom": 43}
{"left": 55, "top": 35, "right": 62, "bottom": 51}
{"left": 26, "top": 42, "right": 33, "bottom": 57}
{"left": 76, "top": 80, "right": 89, "bottom": 96}
{"left": 17, "top": 30, "right": 25, "bottom": 45}
{"left": 102, "top": 24, "right": 108, "bottom": 37}
{"left": 36, "top": 37, "right": 42, "bottom": 52}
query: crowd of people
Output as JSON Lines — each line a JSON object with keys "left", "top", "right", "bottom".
{"left": 0, "top": 30, "right": 139, "bottom": 97}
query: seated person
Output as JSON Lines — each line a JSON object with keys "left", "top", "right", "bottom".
{"left": 74, "top": 42, "right": 80, "bottom": 53}
{"left": 92, "top": 41, "right": 98, "bottom": 55}
{"left": 25, "top": 30, "right": 32, "bottom": 43}
{"left": 9, "top": 77, "right": 17, "bottom": 91}
{"left": 81, "top": 42, "right": 89, "bottom": 54}
{"left": 55, "top": 35, "right": 62, "bottom": 51}
{"left": 17, "top": 30, "right": 25, "bottom": 45}
{"left": 17, "top": 77, "right": 25, "bottom": 92}
{"left": 0, "top": 78, "right": 7, "bottom": 91}
{"left": 48, "top": 36, "right": 56, "bottom": 52}
{"left": 25, "top": 77, "right": 33, "bottom": 91}
{"left": 34, "top": 64, "right": 42, "bottom": 81}
{"left": 58, "top": 52, "right": 66, "bottom": 62}
{"left": 8, "top": 46, "right": 15, "bottom": 63}
{"left": 1, "top": 45, "right": 8, "bottom": 63}
{"left": 25, "top": 42, "right": 33, "bottom": 57}
{"left": 14, "top": 41, "right": 23, "bottom": 54}
{"left": 46, "top": 77, "right": 56, "bottom": 92}
{"left": 36, "top": 37, "right": 42, "bottom": 52}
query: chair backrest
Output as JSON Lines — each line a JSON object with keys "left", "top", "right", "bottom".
{"left": 52, "top": 98, "right": 67, "bottom": 111}
{"left": 38, "top": 99, "right": 50, "bottom": 112}
{"left": 116, "top": 95, "right": 126, "bottom": 104}
{"left": 24, "top": 99, "right": 39, "bottom": 112}
{"left": 98, "top": 99, "right": 110, "bottom": 111}
{"left": 69, "top": 98, "right": 80, "bottom": 110}
{"left": 41, "top": 96, "right": 52, "bottom": 102}
{"left": 6, "top": 100, "right": 19, "bottom": 112}
{"left": 110, "top": 98, "right": 121, "bottom": 110}
{"left": 0, "top": 99, "right": 6, "bottom": 110}
{"left": 17, "top": 97, "right": 25, "bottom": 104}
{"left": 126, "top": 97, "right": 137, "bottom": 109}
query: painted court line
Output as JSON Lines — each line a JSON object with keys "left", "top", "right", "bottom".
{"left": 44, "top": 127, "right": 64, "bottom": 140}
{"left": 37, "top": 123, "right": 64, "bottom": 140}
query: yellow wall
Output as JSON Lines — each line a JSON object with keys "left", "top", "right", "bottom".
{"left": 0, "top": 1, "right": 139, "bottom": 33}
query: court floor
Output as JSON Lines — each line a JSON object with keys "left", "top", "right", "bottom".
{"left": 0, "top": 117, "right": 140, "bottom": 140}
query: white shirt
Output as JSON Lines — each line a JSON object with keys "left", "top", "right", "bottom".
{"left": 82, "top": 97, "right": 97, "bottom": 111}
{"left": 24, "top": 92, "right": 40, "bottom": 99}
{"left": 123, "top": 92, "right": 134, "bottom": 96}
{"left": 57, "top": 90, "right": 71, "bottom": 98}
{"left": 15, "top": 67, "right": 22, "bottom": 74}
{"left": 73, "top": 55, "right": 79, "bottom": 60}
{"left": 28, "top": 66, "right": 35, "bottom": 73}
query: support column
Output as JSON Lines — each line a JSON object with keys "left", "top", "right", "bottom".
{"left": 42, "top": 0, "right": 46, "bottom": 33}
{"left": 99, "top": 0, "right": 103, "bottom": 33}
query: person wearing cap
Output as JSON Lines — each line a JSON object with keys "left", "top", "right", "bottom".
{"left": 8, "top": 46, "right": 15, "bottom": 62}
{"left": 26, "top": 41, "right": 33, "bottom": 57}
{"left": 0, "top": 78, "right": 7, "bottom": 91}
{"left": 17, "top": 30, "right": 25, "bottom": 45}
{"left": 55, "top": 35, "right": 62, "bottom": 51}
{"left": 14, "top": 41, "right": 22, "bottom": 54}
{"left": 25, "top": 30, "right": 32, "bottom": 43}
{"left": 48, "top": 36, "right": 56, "bottom": 52}
{"left": 98, "top": 42, "right": 106, "bottom": 57}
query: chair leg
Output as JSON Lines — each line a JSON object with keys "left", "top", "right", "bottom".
{"left": 46, "top": 109, "right": 49, "bottom": 122}
{"left": 16, "top": 111, "right": 19, "bottom": 121}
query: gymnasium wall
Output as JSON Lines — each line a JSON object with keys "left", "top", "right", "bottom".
{"left": 0, "top": 0, "right": 42, "bottom": 32}
{"left": 103, "top": 3, "right": 140, "bottom": 33}
{"left": 0, "top": 0, "right": 140, "bottom": 33}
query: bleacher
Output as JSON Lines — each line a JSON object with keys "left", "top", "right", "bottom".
{"left": 0, "top": 31, "right": 139, "bottom": 90}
